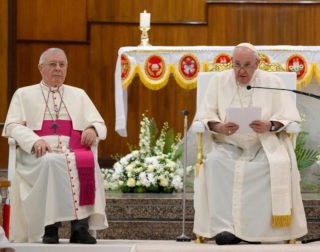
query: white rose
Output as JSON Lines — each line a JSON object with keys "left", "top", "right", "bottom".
{"left": 147, "top": 165, "right": 154, "bottom": 172}
{"left": 160, "top": 177, "right": 168, "bottom": 187}
{"left": 132, "top": 150, "right": 139, "bottom": 156}
{"left": 126, "top": 164, "right": 134, "bottom": 172}
{"left": 134, "top": 167, "right": 143, "bottom": 173}
{"left": 127, "top": 178, "right": 136, "bottom": 187}
{"left": 172, "top": 176, "right": 183, "bottom": 190}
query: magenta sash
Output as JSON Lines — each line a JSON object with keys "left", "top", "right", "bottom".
{"left": 34, "top": 120, "right": 95, "bottom": 206}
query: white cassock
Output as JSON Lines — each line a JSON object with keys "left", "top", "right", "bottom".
{"left": 0, "top": 226, "right": 8, "bottom": 244}
{"left": 2, "top": 82, "right": 108, "bottom": 242}
{"left": 193, "top": 69, "right": 308, "bottom": 242}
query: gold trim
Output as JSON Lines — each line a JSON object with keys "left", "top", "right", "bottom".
{"left": 208, "top": 61, "right": 284, "bottom": 72}
{"left": 122, "top": 60, "right": 320, "bottom": 90}
{"left": 195, "top": 132, "right": 203, "bottom": 177}
{"left": 258, "top": 52, "right": 271, "bottom": 64}
{"left": 259, "top": 61, "right": 285, "bottom": 72}
{"left": 172, "top": 65, "right": 197, "bottom": 90}
{"left": 208, "top": 62, "right": 232, "bottom": 72}
{"left": 272, "top": 214, "right": 292, "bottom": 227}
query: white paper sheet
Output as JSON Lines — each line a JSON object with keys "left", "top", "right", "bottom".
{"left": 226, "top": 107, "right": 262, "bottom": 133}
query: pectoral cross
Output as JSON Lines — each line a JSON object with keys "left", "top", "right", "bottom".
{"left": 51, "top": 121, "right": 59, "bottom": 134}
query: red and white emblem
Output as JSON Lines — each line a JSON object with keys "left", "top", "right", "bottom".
{"left": 214, "top": 53, "right": 231, "bottom": 64}
{"left": 286, "top": 54, "right": 307, "bottom": 80}
{"left": 145, "top": 55, "right": 165, "bottom": 80}
{"left": 179, "top": 54, "right": 199, "bottom": 79}
{"left": 259, "top": 52, "right": 271, "bottom": 64}
{"left": 121, "top": 54, "right": 130, "bottom": 80}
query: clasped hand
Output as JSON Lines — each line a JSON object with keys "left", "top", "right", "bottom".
{"left": 32, "top": 127, "right": 97, "bottom": 158}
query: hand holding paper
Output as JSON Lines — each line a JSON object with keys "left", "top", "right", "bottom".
{"left": 226, "top": 107, "right": 262, "bottom": 134}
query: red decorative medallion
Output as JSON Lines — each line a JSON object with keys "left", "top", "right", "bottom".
{"left": 121, "top": 54, "right": 130, "bottom": 80}
{"left": 286, "top": 54, "right": 307, "bottom": 80}
{"left": 179, "top": 54, "right": 199, "bottom": 80}
{"left": 145, "top": 55, "right": 165, "bottom": 80}
{"left": 259, "top": 52, "right": 271, "bottom": 64}
{"left": 214, "top": 53, "right": 232, "bottom": 64}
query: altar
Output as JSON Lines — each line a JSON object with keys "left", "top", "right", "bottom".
{"left": 115, "top": 45, "right": 320, "bottom": 193}
{"left": 115, "top": 46, "right": 320, "bottom": 137}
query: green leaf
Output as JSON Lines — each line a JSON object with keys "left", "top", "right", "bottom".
{"left": 295, "top": 131, "right": 320, "bottom": 171}
{"left": 163, "top": 128, "right": 174, "bottom": 154}
{"left": 295, "top": 131, "right": 308, "bottom": 149}
{"left": 149, "top": 118, "right": 158, "bottom": 150}
{"left": 110, "top": 153, "right": 122, "bottom": 162}
{"left": 171, "top": 143, "right": 183, "bottom": 161}
{"left": 127, "top": 143, "right": 138, "bottom": 152}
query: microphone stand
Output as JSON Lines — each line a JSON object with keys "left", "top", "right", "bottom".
{"left": 247, "top": 85, "right": 320, "bottom": 100}
{"left": 176, "top": 110, "right": 191, "bottom": 242}
{"left": 248, "top": 85, "right": 320, "bottom": 243}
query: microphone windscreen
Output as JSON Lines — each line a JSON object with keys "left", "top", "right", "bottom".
{"left": 246, "top": 85, "right": 252, "bottom": 90}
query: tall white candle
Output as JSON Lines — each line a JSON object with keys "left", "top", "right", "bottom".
{"left": 140, "top": 10, "right": 151, "bottom": 27}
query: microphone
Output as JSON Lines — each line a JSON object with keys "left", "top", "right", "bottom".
{"left": 246, "top": 85, "right": 320, "bottom": 100}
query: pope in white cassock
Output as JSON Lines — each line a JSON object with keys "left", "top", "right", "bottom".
{"left": 2, "top": 48, "right": 108, "bottom": 244}
{"left": 193, "top": 43, "right": 307, "bottom": 244}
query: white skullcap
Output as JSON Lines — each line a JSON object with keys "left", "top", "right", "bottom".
{"left": 234, "top": 42, "right": 259, "bottom": 59}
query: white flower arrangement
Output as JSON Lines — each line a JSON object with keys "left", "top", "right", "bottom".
{"left": 101, "top": 114, "right": 192, "bottom": 193}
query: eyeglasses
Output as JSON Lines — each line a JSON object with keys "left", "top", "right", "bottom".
{"left": 233, "top": 62, "right": 255, "bottom": 71}
{"left": 44, "top": 62, "right": 67, "bottom": 69}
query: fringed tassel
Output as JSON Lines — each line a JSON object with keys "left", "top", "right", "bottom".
{"left": 272, "top": 214, "right": 291, "bottom": 228}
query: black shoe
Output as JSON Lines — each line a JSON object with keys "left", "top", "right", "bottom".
{"left": 215, "top": 231, "right": 242, "bottom": 245}
{"left": 244, "top": 240, "right": 261, "bottom": 244}
{"left": 70, "top": 218, "right": 96, "bottom": 244}
{"left": 70, "top": 229, "right": 97, "bottom": 244}
{"left": 42, "top": 224, "right": 59, "bottom": 244}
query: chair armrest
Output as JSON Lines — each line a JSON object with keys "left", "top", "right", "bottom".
{"left": 284, "top": 122, "right": 300, "bottom": 149}
{"left": 192, "top": 121, "right": 206, "bottom": 133}
{"left": 191, "top": 121, "right": 206, "bottom": 177}
{"left": 8, "top": 137, "right": 17, "bottom": 182}
{"left": 8, "top": 137, "right": 16, "bottom": 146}
{"left": 285, "top": 122, "right": 300, "bottom": 134}
{"left": 90, "top": 139, "right": 99, "bottom": 163}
